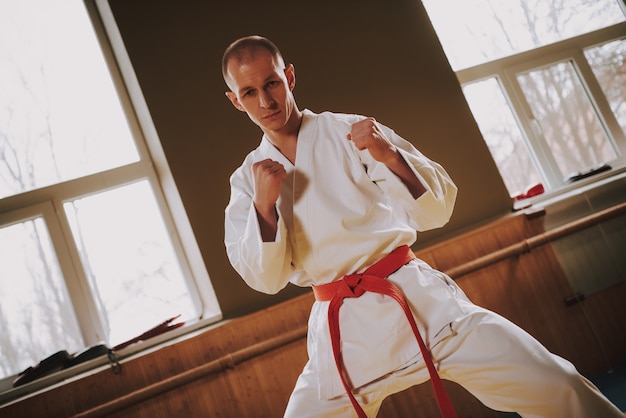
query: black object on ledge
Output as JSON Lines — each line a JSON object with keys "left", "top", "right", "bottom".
{"left": 565, "top": 163, "right": 611, "bottom": 183}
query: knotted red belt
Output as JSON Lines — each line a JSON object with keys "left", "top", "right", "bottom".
{"left": 312, "top": 245, "right": 457, "bottom": 418}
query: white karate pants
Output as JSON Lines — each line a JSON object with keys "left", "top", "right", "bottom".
{"left": 284, "top": 306, "right": 624, "bottom": 418}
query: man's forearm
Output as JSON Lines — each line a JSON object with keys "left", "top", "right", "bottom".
{"left": 255, "top": 204, "right": 279, "bottom": 242}
{"left": 385, "top": 150, "right": 427, "bottom": 199}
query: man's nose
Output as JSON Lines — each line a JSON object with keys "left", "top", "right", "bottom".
{"left": 259, "top": 90, "right": 275, "bottom": 108}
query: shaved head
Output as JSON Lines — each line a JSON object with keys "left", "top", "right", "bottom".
{"left": 222, "top": 36, "right": 285, "bottom": 89}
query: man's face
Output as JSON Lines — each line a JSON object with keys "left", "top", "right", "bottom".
{"left": 225, "top": 50, "right": 296, "bottom": 135}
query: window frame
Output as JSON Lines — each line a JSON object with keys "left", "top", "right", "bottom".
{"left": 0, "top": 0, "right": 222, "bottom": 393}
{"left": 455, "top": 22, "right": 626, "bottom": 206}
{"left": 87, "top": 0, "right": 223, "bottom": 331}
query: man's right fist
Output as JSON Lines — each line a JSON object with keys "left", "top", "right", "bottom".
{"left": 252, "top": 158, "right": 286, "bottom": 211}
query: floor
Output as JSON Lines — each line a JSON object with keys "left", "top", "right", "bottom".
{"left": 504, "top": 361, "right": 626, "bottom": 417}
{"left": 592, "top": 362, "right": 626, "bottom": 412}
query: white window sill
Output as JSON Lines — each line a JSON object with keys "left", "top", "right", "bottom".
{"left": 0, "top": 312, "right": 224, "bottom": 407}
{"left": 513, "top": 165, "right": 626, "bottom": 212}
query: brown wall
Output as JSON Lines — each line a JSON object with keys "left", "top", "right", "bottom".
{"left": 106, "top": 0, "right": 512, "bottom": 317}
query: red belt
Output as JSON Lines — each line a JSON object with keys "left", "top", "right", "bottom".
{"left": 312, "top": 245, "right": 457, "bottom": 418}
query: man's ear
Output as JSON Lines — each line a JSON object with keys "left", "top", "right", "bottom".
{"left": 225, "top": 91, "right": 245, "bottom": 112}
{"left": 285, "top": 63, "right": 295, "bottom": 91}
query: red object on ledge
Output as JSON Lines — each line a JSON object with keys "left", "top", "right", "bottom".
{"left": 513, "top": 182, "right": 544, "bottom": 201}
{"left": 112, "top": 314, "right": 185, "bottom": 351}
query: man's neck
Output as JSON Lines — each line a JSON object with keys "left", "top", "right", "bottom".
{"left": 265, "top": 109, "right": 303, "bottom": 164}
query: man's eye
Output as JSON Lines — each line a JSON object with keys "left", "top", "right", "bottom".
{"left": 243, "top": 90, "right": 255, "bottom": 97}
{"left": 267, "top": 81, "right": 279, "bottom": 88}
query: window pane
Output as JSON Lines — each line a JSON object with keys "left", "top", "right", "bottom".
{"left": 517, "top": 61, "right": 619, "bottom": 179}
{"left": 585, "top": 39, "right": 626, "bottom": 136}
{"left": 421, "top": 0, "right": 625, "bottom": 69}
{"left": 0, "top": 0, "right": 138, "bottom": 199}
{"left": 463, "top": 78, "right": 541, "bottom": 196}
{"left": 0, "top": 218, "right": 83, "bottom": 379}
{"left": 64, "top": 181, "right": 199, "bottom": 346}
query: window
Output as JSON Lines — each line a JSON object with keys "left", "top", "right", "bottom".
{"left": 421, "top": 0, "right": 626, "bottom": 203}
{"left": 0, "top": 0, "right": 221, "bottom": 385}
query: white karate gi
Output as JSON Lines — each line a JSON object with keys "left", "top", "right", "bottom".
{"left": 224, "top": 110, "right": 623, "bottom": 417}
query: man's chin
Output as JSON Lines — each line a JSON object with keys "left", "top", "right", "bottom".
{"left": 260, "top": 118, "right": 285, "bottom": 132}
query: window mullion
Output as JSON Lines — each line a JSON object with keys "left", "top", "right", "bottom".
{"left": 455, "top": 22, "right": 626, "bottom": 81}
{"left": 0, "top": 162, "right": 150, "bottom": 215}
{"left": 500, "top": 70, "right": 562, "bottom": 190}
{"left": 145, "top": 174, "right": 204, "bottom": 316}
{"left": 618, "top": 0, "right": 626, "bottom": 17}
{"left": 46, "top": 200, "right": 108, "bottom": 346}
{"left": 572, "top": 50, "right": 626, "bottom": 155}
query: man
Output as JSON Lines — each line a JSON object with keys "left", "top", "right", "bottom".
{"left": 222, "top": 35, "right": 623, "bottom": 417}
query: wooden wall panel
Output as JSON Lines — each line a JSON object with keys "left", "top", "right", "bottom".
{"left": 104, "top": 341, "right": 308, "bottom": 418}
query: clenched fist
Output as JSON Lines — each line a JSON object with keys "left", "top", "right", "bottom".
{"left": 348, "top": 117, "right": 426, "bottom": 199}
{"left": 347, "top": 117, "right": 397, "bottom": 164}
{"left": 252, "top": 158, "right": 286, "bottom": 221}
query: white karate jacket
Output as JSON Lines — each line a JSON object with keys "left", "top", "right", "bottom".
{"left": 225, "top": 109, "right": 467, "bottom": 399}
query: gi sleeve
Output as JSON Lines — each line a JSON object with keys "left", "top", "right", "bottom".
{"left": 224, "top": 168, "right": 296, "bottom": 295}
{"left": 362, "top": 126, "right": 458, "bottom": 231}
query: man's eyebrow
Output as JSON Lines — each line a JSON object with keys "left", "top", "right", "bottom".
{"left": 238, "top": 73, "right": 280, "bottom": 95}
{"left": 238, "top": 85, "right": 253, "bottom": 95}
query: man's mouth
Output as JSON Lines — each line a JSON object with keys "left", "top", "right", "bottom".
{"left": 264, "top": 110, "right": 280, "bottom": 120}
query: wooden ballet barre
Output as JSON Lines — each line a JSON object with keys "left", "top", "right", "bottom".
{"left": 444, "top": 202, "right": 626, "bottom": 279}
{"left": 73, "top": 325, "right": 308, "bottom": 418}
